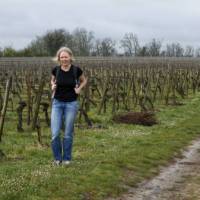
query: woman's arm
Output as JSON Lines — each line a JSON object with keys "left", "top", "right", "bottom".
{"left": 74, "top": 74, "right": 87, "bottom": 94}
{"left": 51, "top": 75, "right": 56, "bottom": 91}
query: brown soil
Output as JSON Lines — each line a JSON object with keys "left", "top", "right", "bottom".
{"left": 113, "top": 112, "right": 157, "bottom": 126}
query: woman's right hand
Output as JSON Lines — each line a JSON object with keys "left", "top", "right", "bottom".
{"left": 51, "top": 81, "right": 57, "bottom": 91}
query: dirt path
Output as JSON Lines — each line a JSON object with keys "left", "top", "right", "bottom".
{"left": 108, "top": 137, "right": 200, "bottom": 200}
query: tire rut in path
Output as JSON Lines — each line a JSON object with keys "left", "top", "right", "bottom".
{"left": 108, "top": 137, "right": 200, "bottom": 200}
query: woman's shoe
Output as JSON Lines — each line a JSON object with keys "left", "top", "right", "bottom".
{"left": 52, "top": 160, "right": 61, "bottom": 166}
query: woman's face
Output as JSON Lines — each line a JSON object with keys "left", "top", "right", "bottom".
{"left": 59, "top": 51, "right": 71, "bottom": 66}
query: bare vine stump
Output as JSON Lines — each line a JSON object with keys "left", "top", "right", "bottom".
{"left": 32, "top": 73, "right": 45, "bottom": 130}
{"left": 36, "top": 118, "right": 42, "bottom": 145}
{"left": 79, "top": 108, "right": 93, "bottom": 128}
{"left": 16, "top": 101, "right": 27, "bottom": 132}
{"left": 40, "top": 102, "right": 50, "bottom": 126}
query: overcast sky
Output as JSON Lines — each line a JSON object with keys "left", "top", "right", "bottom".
{"left": 1, "top": 0, "right": 200, "bottom": 50}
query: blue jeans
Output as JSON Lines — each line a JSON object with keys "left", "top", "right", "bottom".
{"left": 51, "top": 99, "right": 79, "bottom": 161}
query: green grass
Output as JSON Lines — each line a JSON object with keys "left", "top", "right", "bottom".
{"left": 1, "top": 94, "right": 200, "bottom": 199}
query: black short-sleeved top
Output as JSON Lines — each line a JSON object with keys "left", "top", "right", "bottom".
{"left": 52, "top": 65, "right": 83, "bottom": 102}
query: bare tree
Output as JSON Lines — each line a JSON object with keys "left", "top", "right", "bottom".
{"left": 148, "top": 39, "right": 162, "bottom": 56}
{"left": 72, "top": 28, "right": 94, "bottom": 56}
{"left": 101, "top": 38, "right": 116, "bottom": 56}
{"left": 195, "top": 47, "right": 200, "bottom": 57}
{"left": 92, "top": 38, "right": 116, "bottom": 56}
{"left": 184, "top": 45, "right": 194, "bottom": 57}
{"left": 92, "top": 39, "right": 102, "bottom": 56}
{"left": 138, "top": 46, "right": 150, "bottom": 56}
{"left": 166, "top": 43, "right": 184, "bottom": 57}
{"left": 166, "top": 43, "right": 175, "bottom": 57}
{"left": 120, "top": 33, "right": 140, "bottom": 56}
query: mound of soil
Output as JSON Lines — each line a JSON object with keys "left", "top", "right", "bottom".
{"left": 168, "top": 101, "right": 184, "bottom": 106}
{"left": 113, "top": 111, "right": 158, "bottom": 126}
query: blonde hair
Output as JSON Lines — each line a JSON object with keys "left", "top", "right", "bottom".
{"left": 53, "top": 47, "right": 75, "bottom": 63}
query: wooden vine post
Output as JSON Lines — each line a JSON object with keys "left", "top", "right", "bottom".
{"left": 0, "top": 76, "right": 12, "bottom": 142}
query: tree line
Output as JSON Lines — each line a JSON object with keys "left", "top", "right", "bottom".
{"left": 0, "top": 28, "right": 200, "bottom": 57}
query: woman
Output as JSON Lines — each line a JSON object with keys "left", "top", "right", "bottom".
{"left": 51, "top": 47, "right": 87, "bottom": 166}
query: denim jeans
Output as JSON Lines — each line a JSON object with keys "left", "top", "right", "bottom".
{"left": 51, "top": 99, "right": 79, "bottom": 161}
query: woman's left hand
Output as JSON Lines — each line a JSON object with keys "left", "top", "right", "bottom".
{"left": 74, "top": 87, "right": 81, "bottom": 94}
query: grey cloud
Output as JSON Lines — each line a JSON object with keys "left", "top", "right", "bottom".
{"left": 0, "top": 0, "right": 200, "bottom": 49}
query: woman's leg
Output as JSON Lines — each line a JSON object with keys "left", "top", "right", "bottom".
{"left": 51, "top": 99, "right": 63, "bottom": 161}
{"left": 63, "top": 101, "right": 79, "bottom": 161}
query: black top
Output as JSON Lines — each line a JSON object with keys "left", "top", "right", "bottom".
{"left": 52, "top": 65, "right": 83, "bottom": 102}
